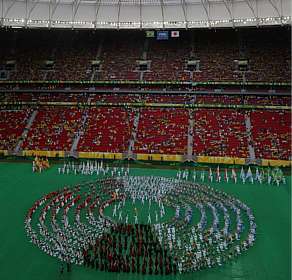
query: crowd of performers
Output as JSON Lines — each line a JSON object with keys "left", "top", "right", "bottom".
{"left": 176, "top": 165, "right": 286, "bottom": 186}
{"left": 32, "top": 156, "right": 50, "bottom": 172}
{"left": 24, "top": 175, "right": 257, "bottom": 275}
{"left": 85, "top": 176, "right": 257, "bottom": 274}
{"left": 110, "top": 177, "right": 170, "bottom": 225}
{"left": 58, "top": 160, "right": 130, "bottom": 177}
{"left": 165, "top": 181, "right": 256, "bottom": 272}
{"left": 58, "top": 160, "right": 286, "bottom": 187}
{"left": 83, "top": 224, "right": 177, "bottom": 275}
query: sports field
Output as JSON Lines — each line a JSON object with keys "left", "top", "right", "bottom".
{"left": 0, "top": 162, "right": 290, "bottom": 280}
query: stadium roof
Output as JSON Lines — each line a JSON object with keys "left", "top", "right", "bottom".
{"left": 1, "top": 0, "right": 291, "bottom": 29}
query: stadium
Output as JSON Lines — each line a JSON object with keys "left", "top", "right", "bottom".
{"left": 0, "top": 1, "right": 291, "bottom": 280}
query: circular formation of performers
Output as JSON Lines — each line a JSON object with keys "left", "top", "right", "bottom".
{"left": 25, "top": 175, "right": 256, "bottom": 274}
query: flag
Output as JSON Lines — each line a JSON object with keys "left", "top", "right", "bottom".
{"left": 240, "top": 167, "right": 245, "bottom": 180}
{"left": 224, "top": 168, "right": 229, "bottom": 183}
{"left": 171, "top": 31, "right": 180, "bottom": 38}
{"left": 272, "top": 167, "right": 284, "bottom": 186}
{"left": 209, "top": 168, "right": 213, "bottom": 182}
{"left": 216, "top": 166, "right": 221, "bottom": 182}
{"left": 146, "top": 30, "right": 155, "bottom": 38}
{"left": 245, "top": 167, "right": 253, "bottom": 180}
{"left": 231, "top": 168, "right": 237, "bottom": 183}
{"left": 193, "top": 169, "right": 196, "bottom": 182}
{"left": 200, "top": 170, "right": 205, "bottom": 182}
{"left": 255, "top": 168, "right": 261, "bottom": 181}
{"left": 157, "top": 31, "right": 168, "bottom": 40}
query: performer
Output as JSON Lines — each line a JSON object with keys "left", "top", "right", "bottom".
{"left": 147, "top": 213, "right": 151, "bottom": 224}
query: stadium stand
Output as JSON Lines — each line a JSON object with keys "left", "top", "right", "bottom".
{"left": 78, "top": 108, "right": 134, "bottom": 153}
{"left": 0, "top": 109, "right": 32, "bottom": 150}
{"left": 22, "top": 108, "right": 83, "bottom": 151}
{"left": 0, "top": 28, "right": 290, "bottom": 83}
{"left": 134, "top": 108, "right": 189, "bottom": 154}
{"left": 4, "top": 92, "right": 88, "bottom": 102}
{"left": 196, "top": 95, "right": 242, "bottom": 105}
{"left": 143, "top": 39, "right": 190, "bottom": 81}
{"left": 0, "top": 94, "right": 290, "bottom": 161}
{"left": 98, "top": 33, "right": 142, "bottom": 81}
{"left": 250, "top": 110, "right": 291, "bottom": 160}
{"left": 2, "top": 92, "right": 290, "bottom": 106}
{"left": 243, "top": 96, "right": 291, "bottom": 106}
{"left": 89, "top": 94, "right": 140, "bottom": 103}
{"left": 193, "top": 109, "right": 249, "bottom": 158}
{"left": 0, "top": 27, "right": 290, "bottom": 163}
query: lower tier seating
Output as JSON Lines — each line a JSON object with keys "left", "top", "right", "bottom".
{"left": 78, "top": 108, "right": 134, "bottom": 153}
{"left": 0, "top": 106, "right": 289, "bottom": 161}
{"left": 0, "top": 109, "right": 32, "bottom": 150}
{"left": 250, "top": 110, "right": 291, "bottom": 160}
{"left": 193, "top": 109, "right": 249, "bottom": 158}
{"left": 134, "top": 108, "right": 189, "bottom": 154}
{"left": 22, "top": 107, "right": 83, "bottom": 151}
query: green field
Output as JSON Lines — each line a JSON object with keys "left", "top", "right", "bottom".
{"left": 0, "top": 162, "right": 290, "bottom": 280}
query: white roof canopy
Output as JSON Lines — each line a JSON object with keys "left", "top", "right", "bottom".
{"left": 0, "top": 0, "right": 291, "bottom": 29}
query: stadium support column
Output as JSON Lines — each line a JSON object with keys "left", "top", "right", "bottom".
{"left": 117, "top": 0, "right": 121, "bottom": 29}
{"left": 43, "top": 71, "right": 48, "bottom": 81}
{"left": 139, "top": 38, "right": 149, "bottom": 82}
{"left": 90, "top": 37, "right": 104, "bottom": 81}
{"left": 125, "top": 109, "right": 140, "bottom": 160}
{"left": 181, "top": 0, "right": 188, "bottom": 28}
{"left": 160, "top": 0, "right": 165, "bottom": 28}
{"left": 244, "top": 112, "right": 257, "bottom": 164}
{"left": 142, "top": 38, "right": 149, "bottom": 60}
{"left": 186, "top": 109, "right": 195, "bottom": 162}
{"left": 13, "top": 110, "right": 38, "bottom": 155}
{"left": 69, "top": 109, "right": 89, "bottom": 158}
{"left": 96, "top": 37, "right": 104, "bottom": 59}
{"left": 139, "top": 71, "right": 144, "bottom": 81}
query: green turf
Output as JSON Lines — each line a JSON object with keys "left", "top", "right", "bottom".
{"left": 0, "top": 162, "right": 290, "bottom": 280}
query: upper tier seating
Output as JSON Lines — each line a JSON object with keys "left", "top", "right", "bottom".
{"left": 98, "top": 33, "right": 141, "bottom": 81}
{"left": 0, "top": 28, "right": 290, "bottom": 83}
{"left": 143, "top": 39, "right": 190, "bottom": 81}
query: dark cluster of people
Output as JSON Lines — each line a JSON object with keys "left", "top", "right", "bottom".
{"left": 83, "top": 223, "right": 177, "bottom": 275}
